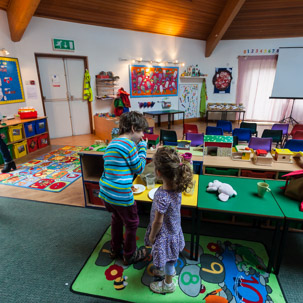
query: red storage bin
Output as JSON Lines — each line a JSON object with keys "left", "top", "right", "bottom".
{"left": 240, "top": 169, "right": 276, "bottom": 179}
{"left": 27, "top": 137, "right": 38, "bottom": 153}
{"left": 37, "top": 133, "right": 49, "bottom": 148}
{"left": 18, "top": 111, "right": 38, "bottom": 119}
{"left": 85, "top": 182, "right": 105, "bottom": 206}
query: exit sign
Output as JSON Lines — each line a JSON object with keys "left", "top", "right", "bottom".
{"left": 52, "top": 39, "right": 75, "bottom": 51}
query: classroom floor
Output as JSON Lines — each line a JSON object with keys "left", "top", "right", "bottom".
{"left": 0, "top": 120, "right": 282, "bottom": 207}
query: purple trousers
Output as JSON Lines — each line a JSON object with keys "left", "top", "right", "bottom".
{"left": 104, "top": 201, "right": 139, "bottom": 259}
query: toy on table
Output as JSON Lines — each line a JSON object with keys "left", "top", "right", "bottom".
{"left": 177, "top": 140, "right": 191, "bottom": 150}
{"left": 253, "top": 149, "right": 273, "bottom": 166}
{"left": 206, "top": 180, "right": 237, "bottom": 202}
{"left": 274, "top": 149, "right": 293, "bottom": 163}
{"left": 143, "top": 134, "right": 159, "bottom": 149}
{"left": 204, "top": 135, "right": 233, "bottom": 157}
{"left": 232, "top": 145, "right": 252, "bottom": 161}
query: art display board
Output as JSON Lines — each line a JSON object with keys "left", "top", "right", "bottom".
{"left": 213, "top": 67, "right": 233, "bottom": 94}
{"left": 0, "top": 57, "right": 25, "bottom": 104}
{"left": 129, "top": 65, "right": 178, "bottom": 97}
{"left": 178, "top": 84, "right": 199, "bottom": 119}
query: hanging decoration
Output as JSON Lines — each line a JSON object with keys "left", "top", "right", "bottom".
{"left": 129, "top": 65, "right": 178, "bottom": 98}
{"left": 243, "top": 48, "right": 279, "bottom": 55}
{"left": 213, "top": 68, "right": 232, "bottom": 94}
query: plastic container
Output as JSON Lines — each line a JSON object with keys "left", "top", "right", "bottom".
{"left": 85, "top": 182, "right": 105, "bottom": 206}
{"left": 27, "top": 137, "right": 38, "bottom": 153}
{"left": 37, "top": 133, "right": 49, "bottom": 148}
{"left": 24, "top": 121, "right": 36, "bottom": 138}
{"left": 0, "top": 127, "right": 9, "bottom": 143}
{"left": 205, "top": 167, "right": 239, "bottom": 176}
{"left": 8, "top": 124, "right": 23, "bottom": 142}
{"left": 13, "top": 140, "right": 27, "bottom": 158}
{"left": 18, "top": 111, "right": 37, "bottom": 119}
{"left": 240, "top": 169, "right": 276, "bottom": 179}
{"left": 35, "top": 119, "right": 47, "bottom": 134}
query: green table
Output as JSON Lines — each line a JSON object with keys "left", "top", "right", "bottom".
{"left": 143, "top": 109, "right": 185, "bottom": 129}
{"left": 197, "top": 175, "right": 284, "bottom": 272}
{"left": 267, "top": 180, "right": 303, "bottom": 274}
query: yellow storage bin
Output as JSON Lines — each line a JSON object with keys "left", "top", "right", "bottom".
{"left": 8, "top": 124, "right": 23, "bottom": 142}
{"left": 13, "top": 140, "right": 27, "bottom": 158}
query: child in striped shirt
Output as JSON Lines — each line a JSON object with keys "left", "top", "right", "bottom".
{"left": 99, "top": 111, "right": 148, "bottom": 265}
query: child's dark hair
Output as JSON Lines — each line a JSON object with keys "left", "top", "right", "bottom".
{"left": 119, "top": 111, "right": 149, "bottom": 135}
{"left": 153, "top": 147, "right": 193, "bottom": 193}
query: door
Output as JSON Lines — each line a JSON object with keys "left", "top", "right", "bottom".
{"left": 37, "top": 56, "right": 91, "bottom": 138}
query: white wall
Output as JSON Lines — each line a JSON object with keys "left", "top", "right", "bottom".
{"left": 1, "top": 10, "right": 303, "bottom": 122}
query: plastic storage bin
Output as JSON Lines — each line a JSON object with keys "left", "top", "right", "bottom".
{"left": 0, "top": 127, "right": 9, "bottom": 143}
{"left": 37, "top": 133, "right": 49, "bottom": 148}
{"left": 13, "top": 140, "right": 27, "bottom": 158}
{"left": 205, "top": 167, "right": 239, "bottom": 176}
{"left": 24, "top": 121, "right": 36, "bottom": 138}
{"left": 35, "top": 119, "right": 47, "bottom": 134}
{"left": 8, "top": 124, "right": 23, "bottom": 142}
{"left": 27, "top": 137, "right": 38, "bottom": 153}
{"left": 85, "top": 182, "right": 105, "bottom": 206}
{"left": 240, "top": 169, "right": 276, "bottom": 179}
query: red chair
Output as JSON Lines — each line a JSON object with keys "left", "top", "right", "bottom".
{"left": 183, "top": 123, "right": 198, "bottom": 138}
{"left": 293, "top": 130, "right": 303, "bottom": 140}
{"left": 290, "top": 124, "right": 303, "bottom": 137}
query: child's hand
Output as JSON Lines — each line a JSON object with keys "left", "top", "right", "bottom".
{"left": 149, "top": 234, "right": 156, "bottom": 245}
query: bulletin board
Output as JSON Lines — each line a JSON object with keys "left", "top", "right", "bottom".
{"left": 0, "top": 57, "right": 25, "bottom": 104}
{"left": 179, "top": 84, "right": 199, "bottom": 119}
{"left": 129, "top": 65, "right": 178, "bottom": 98}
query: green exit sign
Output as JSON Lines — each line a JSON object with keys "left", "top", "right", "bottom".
{"left": 52, "top": 39, "right": 75, "bottom": 51}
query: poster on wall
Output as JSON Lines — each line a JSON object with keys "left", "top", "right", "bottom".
{"left": 129, "top": 65, "right": 178, "bottom": 98}
{"left": 178, "top": 84, "right": 199, "bottom": 119}
{"left": 0, "top": 57, "right": 25, "bottom": 104}
{"left": 213, "top": 67, "right": 232, "bottom": 94}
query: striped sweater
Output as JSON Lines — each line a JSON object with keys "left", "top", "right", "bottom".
{"left": 99, "top": 138, "right": 147, "bottom": 206}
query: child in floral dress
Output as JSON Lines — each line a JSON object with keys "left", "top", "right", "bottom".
{"left": 145, "top": 147, "right": 193, "bottom": 294}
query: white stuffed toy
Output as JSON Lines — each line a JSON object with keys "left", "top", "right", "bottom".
{"left": 207, "top": 180, "right": 237, "bottom": 202}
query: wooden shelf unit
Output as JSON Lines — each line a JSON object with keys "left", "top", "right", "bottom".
{"left": 0, "top": 116, "right": 49, "bottom": 160}
{"left": 95, "top": 77, "right": 119, "bottom": 100}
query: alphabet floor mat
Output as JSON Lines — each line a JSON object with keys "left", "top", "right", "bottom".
{"left": 0, "top": 146, "right": 85, "bottom": 192}
{"left": 71, "top": 226, "right": 286, "bottom": 303}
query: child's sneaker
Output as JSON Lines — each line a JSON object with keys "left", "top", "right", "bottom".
{"left": 123, "top": 247, "right": 147, "bottom": 265}
{"left": 150, "top": 280, "right": 176, "bottom": 294}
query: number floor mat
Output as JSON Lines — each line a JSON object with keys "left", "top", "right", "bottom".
{"left": 71, "top": 226, "right": 286, "bottom": 303}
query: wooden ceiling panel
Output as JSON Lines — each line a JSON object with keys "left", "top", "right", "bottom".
{"left": 0, "top": 0, "right": 9, "bottom": 10}
{"left": 34, "top": 0, "right": 226, "bottom": 40}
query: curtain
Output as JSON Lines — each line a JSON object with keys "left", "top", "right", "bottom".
{"left": 236, "top": 55, "right": 303, "bottom": 123}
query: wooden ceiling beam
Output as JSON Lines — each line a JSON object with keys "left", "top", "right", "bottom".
{"left": 7, "top": 0, "right": 41, "bottom": 42}
{"left": 205, "top": 0, "right": 246, "bottom": 57}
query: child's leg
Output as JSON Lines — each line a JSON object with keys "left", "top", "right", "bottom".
{"left": 104, "top": 202, "right": 123, "bottom": 254}
{"left": 164, "top": 261, "right": 176, "bottom": 284}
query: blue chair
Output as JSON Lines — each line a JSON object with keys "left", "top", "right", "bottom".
{"left": 216, "top": 120, "right": 232, "bottom": 133}
{"left": 206, "top": 126, "right": 223, "bottom": 136}
{"left": 163, "top": 141, "right": 178, "bottom": 146}
{"left": 185, "top": 133, "right": 204, "bottom": 147}
{"left": 240, "top": 122, "right": 258, "bottom": 137}
{"left": 284, "top": 139, "right": 303, "bottom": 152}
{"left": 232, "top": 128, "right": 252, "bottom": 142}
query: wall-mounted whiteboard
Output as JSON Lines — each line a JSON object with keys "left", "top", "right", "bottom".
{"left": 271, "top": 47, "right": 303, "bottom": 99}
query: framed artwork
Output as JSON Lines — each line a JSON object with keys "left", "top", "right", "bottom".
{"left": 213, "top": 67, "right": 233, "bottom": 94}
{"left": 0, "top": 57, "right": 25, "bottom": 104}
{"left": 129, "top": 65, "right": 178, "bottom": 98}
{"left": 178, "top": 84, "right": 199, "bottom": 119}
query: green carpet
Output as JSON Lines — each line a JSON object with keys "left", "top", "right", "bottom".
{"left": 71, "top": 226, "right": 286, "bottom": 303}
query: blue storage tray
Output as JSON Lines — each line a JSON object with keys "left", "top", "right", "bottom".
{"left": 24, "top": 121, "right": 36, "bottom": 138}
{"left": 35, "top": 119, "right": 46, "bottom": 134}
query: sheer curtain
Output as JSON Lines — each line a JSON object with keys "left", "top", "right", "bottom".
{"left": 236, "top": 55, "right": 303, "bottom": 122}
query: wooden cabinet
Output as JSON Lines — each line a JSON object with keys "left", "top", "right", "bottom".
{"left": 0, "top": 117, "right": 49, "bottom": 161}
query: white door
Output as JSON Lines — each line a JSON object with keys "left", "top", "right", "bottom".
{"left": 37, "top": 57, "right": 91, "bottom": 138}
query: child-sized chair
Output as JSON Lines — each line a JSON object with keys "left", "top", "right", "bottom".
{"left": 232, "top": 128, "right": 252, "bottom": 142}
{"left": 248, "top": 137, "right": 272, "bottom": 152}
{"left": 261, "top": 129, "right": 283, "bottom": 148}
{"left": 160, "top": 129, "right": 177, "bottom": 144}
{"left": 240, "top": 122, "right": 258, "bottom": 136}
{"left": 284, "top": 139, "right": 303, "bottom": 152}
{"left": 216, "top": 120, "right": 233, "bottom": 133}
{"left": 290, "top": 124, "right": 303, "bottom": 137}
{"left": 185, "top": 133, "right": 204, "bottom": 147}
{"left": 206, "top": 126, "right": 223, "bottom": 136}
{"left": 183, "top": 124, "right": 198, "bottom": 139}
{"left": 293, "top": 130, "right": 303, "bottom": 140}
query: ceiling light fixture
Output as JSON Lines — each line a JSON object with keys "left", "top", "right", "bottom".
{"left": 119, "top": 57, "right": 184, "bottom": 66}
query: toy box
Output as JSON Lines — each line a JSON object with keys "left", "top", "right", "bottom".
{"left": 85, "top": 182, "right": 105, "bottom": 206}
{"left": 37, "top": 134, "right": 49, "bottom": 148}
{"left": 35, "top": 119, "right": 47, "bottom": 134}
{"left": 253, "top": 152, "right": 273, "bottom": 166}
{"left": 204, "top": 135, "right": 233, "bottom": 157}
{"left": 232, "top": 145, "right": 253, "bottom": 161}
{"left": 274, "top": 149, "right": 293, "bottom": 163}
{"left": 0, "top": 127, "right": 9, "bottom": 143}
{"left": 8, "top": 124, "right": 23, "bottom": 142}
{"left": 27, "top": 137, "right": 38, "bottom": 153}
{"left": 13, "top": 140, "right": 27, "bottom": 158}
{"left": 24, "top": 121, "right": 36, "bottom": 138}
{"left": 18, "top": 108, "right": 37, "bottom": 119}
{"left": 143, "top": 134, "right": 160, "bottom": 149}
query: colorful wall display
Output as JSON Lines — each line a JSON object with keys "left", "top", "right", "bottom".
{"left": 243, "top": 48, "right": 279, "bottom": 55}
{"left": 0, "top": 57, "right": 25, "bottom": 104}
{"left": 213, "top": 67, "right": 233, "bottom": 94}
{"left": 178, "top": 84, "right": 199, "bottom": 119}
{"left": 129, "top": 65, "right": 178, "bottom": 98}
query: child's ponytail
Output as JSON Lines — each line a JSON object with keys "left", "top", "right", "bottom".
{"left": 175, "top": 161, "right": 193, "bottom": 193}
